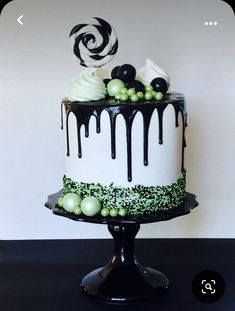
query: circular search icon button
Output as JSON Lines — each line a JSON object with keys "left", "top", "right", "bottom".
{"left": 192, "top": 270, "right": 225, "bottom": 303}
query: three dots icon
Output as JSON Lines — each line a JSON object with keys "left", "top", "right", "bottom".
{"left": 204, "top": 21, "right": 218, "bottom": 26}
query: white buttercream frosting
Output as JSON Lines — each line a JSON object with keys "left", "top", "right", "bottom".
{"left": 137, "top": 59, "right": 170, "bottom": 87}
{"left": 67, "top": 68, "right": 107, "bottom": 102}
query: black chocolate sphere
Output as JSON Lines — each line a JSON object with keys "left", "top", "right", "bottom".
{"left": 126, "top": 80, "right": 145, "bottom": 93}
{"left": 150, "top": 77, "right": 168, "bottom": 94}
{"left": 117, "top": 64, "right": 136, "bottom": 82}
{"left": 103, "top": 78, "right": 111, "bottom": 86}
{"left": 111, "top": 66, "right": 120, "bottom": 79}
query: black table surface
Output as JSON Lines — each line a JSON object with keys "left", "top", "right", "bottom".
{"left": 0, "top": 239, "right": 234, "bottom": 311}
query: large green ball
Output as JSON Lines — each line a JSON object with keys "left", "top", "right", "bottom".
{"left": 62, "top": 193, "right": 82, "bottom": 213}
{"left": 81, "top": 196, "right": 101, "bottom": 217}
{"left": 107, "top": 79, "right": 125, "bottom": 96}
{"left": 57, "top": 196, "right": 64, "bottom": 207}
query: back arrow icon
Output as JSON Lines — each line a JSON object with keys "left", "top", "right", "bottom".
{"left": 17, "top": 14, "right": 23, "bottom": 25}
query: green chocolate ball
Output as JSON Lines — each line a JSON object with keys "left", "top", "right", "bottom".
{"left": 121, "top": 88, "right": 128, "bottom": 94}
{"left": 107, "top": 79, "right": 125, "bottom": 97}
{"left": 110, "top": 209, "right": 118, "bottom": 217}
{"left": 57, "top": 196, "right": 64, "bottom": 207}
{"left": 155, "top": 92, "right": 164, "bottom": 100}
{"left": 115, "top": 93, "right": 121, "bottom": 100}
{"left": 120, "top": 93, "right": 128, "bottom": 101}
{"left": 127, "top": 88, "right": 136, "bottom": 96}
{"left": 137, "top": 91, "right": 144, "bottom": 99}
{"left": 62, "top": 193, "right": 82, "bottom": 213}
{"left": 145, "top": 85, "right": 153, "bottom": 92}
{"left": 74, "top": 206, "right": 82, "bottom": 215}
{"left": 101, "top": 208, "right": 110, "bottom": 217}
{"left": 130, "top": 94, "right": 139, "bottom": 102}
{"left": 81, "top": 196, "right": 101, "bottom": 217}
{"left": 145, "top": 91, "right": 153, "bottom": 101}
{"left": 118, "top": 208, "right": 127, "bottom": 217}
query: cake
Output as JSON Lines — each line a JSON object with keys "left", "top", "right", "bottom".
{"left": 58, "top": 17, "right": 187, "bottom": 219}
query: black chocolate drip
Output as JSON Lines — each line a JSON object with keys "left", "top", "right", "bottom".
{"left": 61, "top": 99, "right": 66, "bottom": 130}
{"left": 156, "top": 103, "right": 167, "bottom": 144}
{"left": 62, "top": 93, "right": 186, "bottom": 182}
{"left": 66, "top": 110, "right": 71, "bottom": 156}
{"left": 142, "top": 108, "right": 155, "bottom": 166}
{"left": 109, "top": 111, "right": 117, "bottom": 159}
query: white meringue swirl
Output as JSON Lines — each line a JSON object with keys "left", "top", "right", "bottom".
{"left": 137, "top": 59, "right": 170, "bottom": 87}
{"left": 67, "top": 68, "right": 107, "bottom": 102}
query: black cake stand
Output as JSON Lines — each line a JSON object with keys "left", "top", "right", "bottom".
{"left": 45, "top": 191, "right": 198, "bottom": 303}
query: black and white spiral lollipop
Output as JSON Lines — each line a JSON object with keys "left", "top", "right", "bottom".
{"left": 70, "top": 17, "right": 118, "bottom": 67}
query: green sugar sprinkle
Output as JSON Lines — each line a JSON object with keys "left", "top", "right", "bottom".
{"left": 63, "top": 171, "right": 186, "bottom": 216}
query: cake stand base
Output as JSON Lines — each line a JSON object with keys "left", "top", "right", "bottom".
{"left": 45, "top": 192, "right": 198, "bottom": 303}
{"left": 81, "top": 223, "right": 169, "bottom": 303}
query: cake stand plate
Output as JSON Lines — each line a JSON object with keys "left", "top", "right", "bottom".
{"left": 45, "top": 192, "right": 198, "bottom": 303}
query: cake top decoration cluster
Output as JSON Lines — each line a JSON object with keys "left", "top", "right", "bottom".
{"left": 68, "top": 17, "right": 170, "bottom": 103}
{"left": 70, "top": 17, "right": 118, "bottom": 67}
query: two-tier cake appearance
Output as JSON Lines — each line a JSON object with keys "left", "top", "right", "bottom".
{"left": 58, "top": 17, "right": 187, "bottom": 219}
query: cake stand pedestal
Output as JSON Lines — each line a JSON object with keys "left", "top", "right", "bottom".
{"left": 45, "top": 192, "right": 198, "bottom": 303}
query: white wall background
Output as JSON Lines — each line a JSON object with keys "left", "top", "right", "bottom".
{"left": 0, "top": 0, "right": 234, "bottom": 239}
